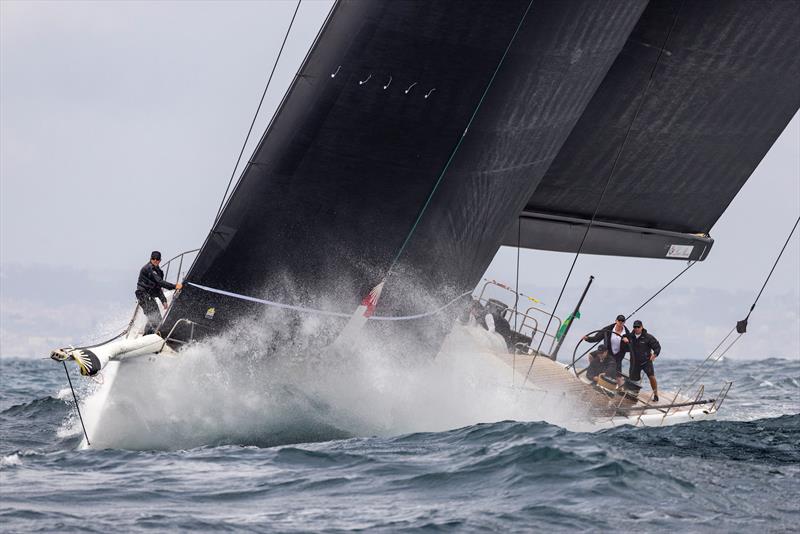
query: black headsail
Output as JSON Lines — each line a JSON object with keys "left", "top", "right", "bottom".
{"left": 161, "top": 0, "right": 799, "bottom": 355}
{"left": 161, "top": 0, "right": 648, "bottom": 348}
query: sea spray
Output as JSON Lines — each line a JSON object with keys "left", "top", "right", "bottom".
{"left": 55, "top": 270, "right": 594, "bottom": 450}
{"left": 67, "top": 318, "right": 587, "bottom": 450}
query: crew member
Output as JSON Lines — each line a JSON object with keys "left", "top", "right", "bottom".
{"left": 136, "top": 251, "right": 183, "bottom": 335}
{"left": 583, "top": 314, "right": 630, "bottom": 386}
{"left": 492, "top": 309, "right": 514, "bottom": 351}
{"left": 586, "top": 344, "right": 615, "bottom": 383}
{"left": 627, "top": 319, "right": 661, "bottom": 402}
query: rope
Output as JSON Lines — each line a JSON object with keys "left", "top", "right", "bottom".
{"left": 62, "top": 362, "right": 90, "bottom": 446}
{"left": 523, "top": 1, "right": 684, "bottom": 386}
{"left": 667, "top": 214, "right": 798, "bottom": 413}
{"left": 565, "top": 256, "right": 698, "bottom": 372}
{"left": 480, "top": 278, "right": 544, "bottom": 305}
{"left": 187, "top": 282, "right": 472, "bottom": 322}
{"left": 674, "top": 326, "right": 734, "bottom": 393}
{"left": 513, "top": 218, "right": 522, "bottom": 384}
{"left": 739, "top": 215, "right": 800, "bottom": 328}
{"left": 213, "top": 0, "right": 303, "bottom": 225}
{"left": 626, "top": 260, "right": 696, "bottom": 319}
{"left": 513, "top": 218, "right": 522, "bottom": 333}
{"left": 386, "top": 0, "right": 534, "bottom": 275}
{"left": 661, "top": 327, "right": 739, "bottom": 419}
{"left": 685, "top": 332, "right": 741, "bottom": 393}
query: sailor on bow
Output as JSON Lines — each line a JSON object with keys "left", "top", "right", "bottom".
{"left": 135, "top": 250, "right": 183, "bottom": 335}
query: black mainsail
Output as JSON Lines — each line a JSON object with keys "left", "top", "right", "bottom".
{"left": 508, "top": 0, "right": 800, "bottom": 260}
{"left": 161, "top": 0, "right": 799, "bottom": 350}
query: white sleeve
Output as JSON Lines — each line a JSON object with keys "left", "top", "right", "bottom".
{"left": 485, "top": 314, "right": 495, "bottom": 332}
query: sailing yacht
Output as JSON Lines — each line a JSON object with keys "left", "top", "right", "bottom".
{"left": 51, "top": 0, "right": 800, "bottom": 447}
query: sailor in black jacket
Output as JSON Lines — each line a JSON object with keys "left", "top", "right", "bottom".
{"left": 584, "top": 314, "right": 630, "bottom": 386}
{"left": 135, "top": 251, "right": 183, "bottom": 335}
{"left": 586, "top": 344, "right": 616, "bottom": 383}
{"left": 627, "top": 320, "right": 662, "bottom": 402}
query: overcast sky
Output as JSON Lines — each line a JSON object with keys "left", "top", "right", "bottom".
{"left": 1, "top": 1, "right": 798, "bottom": 360}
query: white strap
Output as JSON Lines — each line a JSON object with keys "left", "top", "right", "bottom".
{"left": 187, "top": 282, "right": 471, "bottom": 322}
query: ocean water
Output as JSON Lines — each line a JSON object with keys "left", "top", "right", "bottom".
{"left": 1, "top": 355, "right": 798, "bottom": 532}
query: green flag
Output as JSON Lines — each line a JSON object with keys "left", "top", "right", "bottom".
{"left": 555, "top": 310, "right": 581, "bottom": 341}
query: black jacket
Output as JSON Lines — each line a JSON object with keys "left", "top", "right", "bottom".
{"left": 493, "top": 313, "right": 513, "bottom": 350}
{"left": 586, "top": 323, "right": 630, "bottom": 356}
{"left": 628, "top": 328, "right": 661, "bottom": 363}
{"left": 136, "top": 262, "right": 176, "bottom": 302}
{"left": 587, "top": 349, "right": 616, "bottom": 380}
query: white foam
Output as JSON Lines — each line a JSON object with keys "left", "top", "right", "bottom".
{"left": 1, "top": 453, "right": 22, "bottom": 467}
{"left": 73, "top": 316, "right": 587, "bottom": 450}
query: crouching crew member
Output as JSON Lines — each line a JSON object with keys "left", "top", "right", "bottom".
{"left": 586, "top": 344, "right": 616, "bottom": 383}
{"left": 628, "top": 319, "right": 661, "bottom": 402}
{"left": 135, "top": 250, "right": 183, "bottom": 335}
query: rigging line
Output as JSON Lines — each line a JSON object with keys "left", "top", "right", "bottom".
{"left": 684, "top": 334, "right": 742, "bottom": 392}
{"left": 675, "top": 325, "right": 735, "bottom": 393}
{"left": 567, "top": 260, "right": 698, "bottom": 371}
{"left": 514, "top": 218, "right": 522, "bottom": 333}
{"left": 671, "top": 214, "right": 798, "bottom": 407}
{"left": 523, "top": 1, "right": 684, "bottom": 386}
{"left": 626, "top": 260, "right": 696, "bottom": 318}
{"left": 513, "top": 218, "right": 522, "bottom": 385}
{"left": 187, "top": 282, "right": 472, "bottom": 321}
{"left": 386, "top": 0, "right": 535, "bottom": 275}
{"left": 666, "top": 328, "right": 741, "bottom": 415}
{"left": 213, "top": 0, "right": 303, "bottom": 225}
{"left": 62, "top": 361, "right": 90, "bottom": 446}
{"left": 741, "top": 215, "right": 800, "bottom": 322}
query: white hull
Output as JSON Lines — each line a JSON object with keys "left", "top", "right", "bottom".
{"left": 53, "top": 334, "right": 178, "bottom": 449}
{"left": 62, "top": 325, "right": 719, "bottom": 449}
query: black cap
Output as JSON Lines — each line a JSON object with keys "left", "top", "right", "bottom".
{"left": 616, "top": 314, "right": 626, "bottom": 322}
{"left": 597, "top": 344, "right": 607, "bottom": 352}
{"left": 150, "top": 251, "right": 162, "bottom": 260}
{"left": 633, "top": 320, "right": 643, "bottom": 327}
